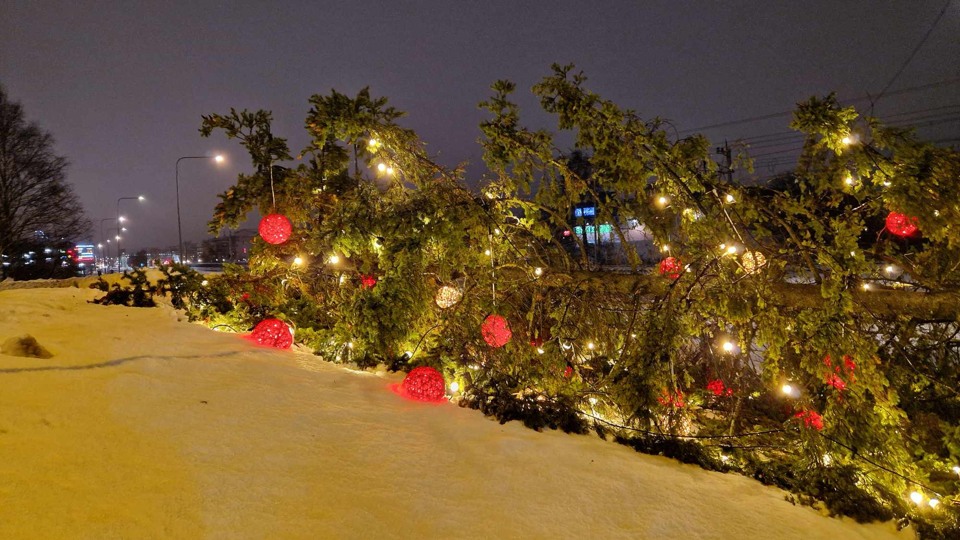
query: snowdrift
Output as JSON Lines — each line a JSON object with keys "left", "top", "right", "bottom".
{"left": 0, "top": 286, "right": 910, "bottom": 539}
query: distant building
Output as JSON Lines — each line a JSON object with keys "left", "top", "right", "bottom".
{"left": 200, "top": 229, "right": 256, "bottom": 263}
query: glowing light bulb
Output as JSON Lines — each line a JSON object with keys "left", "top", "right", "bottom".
{"left": 293, "top": 256, "right": 303, "bottom": 266}
{"left": 368, "top": 138, "right": 378, "bottom": 147}
{"left": 910, "top": 491, "right": 923, "bottom": 505}
{"left": 781, "top": 384, "right": 795, "bottom": 396}
{"left": 661, "top": 244, "right": 670, "bottom": 252}
{"left": 449, "top": 381, "right": 460, "bottom": 393}
{"left": 720, "top": 454, "right": 730, "bottom": 462}
{"left": 493, "top": 228, "right": 501, "bottom": 235}
{"left": 822, "top": 454, "right": 832, "bottom": 465}
{"left": 214, "top": 154, "right": 224, "bottom": 163}
{"left": 722, "top": 341, "right": 734, "bottom": 352}
{"left": 347, "top": 341, "right": 354, "bottom": 349}
{"left": 536, "top": 347, "right": 545, "bottom": 355}
{"left": 377, "top": 163, "right": 387, "bottom": 172}
{"left": 861, "top": 283, "right": 871, "bottom": 291}
{"left": 844, "top": 176, "right": 854, "bottom": 186}
{"left": 587, "top": 342, "right": 595, "bottom": 350}
{"left": 386, "top": 167, "right": 395, "bottom": 175}
{"left": 885, "top": 265, "right": 895, "bottom": 274}
{"left": 588, "top": 397, "right": 598, "bottom": 405}
{"left": 929, "top": 499, "right": 940, "bottom": 509}
{"left": 952, "top": 466, "right": 960, "bottom": 474}
{"left": 841, "top": 136, "right": 852, "bottom": 146}
{"left": 725, "top": 193, "right": 735, "bottom": 203}
{"left": 201, "top": 280, "right": 209, "bottom": 286}
{"left": 657, "top": 196, "right": 668, "bottom": 206}
{"left": 328, "top": 254, "right": 340, "bottom": 264}
{"left": 725, "top": 246, "right": 737, "bottom": 255}
{"left": 534, "top": 267, "right": 543, "bottom": 276}
{"left": 484, "top": 249, "right": 491, "bottom": 256}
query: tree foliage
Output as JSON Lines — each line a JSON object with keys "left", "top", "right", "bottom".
{"left": 0, "top": 85, "right": 90, "bottom": 276}
{"left": 192, "top": 68, "right": 960, "bottom": 536}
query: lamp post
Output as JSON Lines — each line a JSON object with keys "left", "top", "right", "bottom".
{"left": 98, "top": 217, "right": 121, "bottom": 270}
{"left": 176, "top": 155, "right": 223, "bottom": 264}
{"left": 116, "top": 195, "right": 144, "bottom": 271}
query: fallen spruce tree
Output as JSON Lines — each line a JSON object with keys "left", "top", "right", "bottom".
{"left": 162, "top": 65, "right": 960, "bottom": 536}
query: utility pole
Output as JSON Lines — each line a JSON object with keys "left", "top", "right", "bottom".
{"left": 716, "top": 141, "right": 733, "bottom": 183}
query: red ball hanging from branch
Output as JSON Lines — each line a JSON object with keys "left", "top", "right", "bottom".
{"left": 481, "top": 314, "right": 512, "bottom": 348}
{"left": 706, "top": 379, "right": 734, "bottom": 397}
{"left": 658, "top": 257, "right": 682, "bottom": 280}
{"left": 885, "top": 212, "right": 919, "bottom": 238}
{"left": 250, "top": 318, "right": 293, "bottom": 349}
{"left": 258, "top": 213, "right": 293, "bottom": 245}
{"left": 794, "top": 409, "right": 824, "bottom": 431}
{"left": 396, "top": 366, "right": 446, "bottom": 402}
{"left": 360, "top": 274, "right": 378, "bottom": 289}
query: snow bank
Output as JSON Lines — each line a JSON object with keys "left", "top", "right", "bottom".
{"left": 0, "top": 287, "right": 911, "bottom": 539}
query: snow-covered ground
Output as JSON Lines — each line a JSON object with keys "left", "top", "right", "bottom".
{"left": 0, "top": 285, "right": 911, "bottom": 539}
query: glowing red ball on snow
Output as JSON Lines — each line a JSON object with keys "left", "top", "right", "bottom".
{"left": 251, "top": 318, "right": 293, "bottom": 349}
{"left": 397, "top": 366, "right": 446, "bottom": 402}
{"left": 258, "top": 213, "right": 293, "bottom": 245}
{"left": 885, "top": 212, "right": 919, "bottom": 238}
{"left": 481, "top": 314, "right": 512, "bottom": 348}
{"left": 658, "top": 257, "right": 682, "bottom": 280}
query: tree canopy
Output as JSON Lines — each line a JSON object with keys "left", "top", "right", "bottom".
{"left": 0, "top": 85, "right": 90, "bottom": 277}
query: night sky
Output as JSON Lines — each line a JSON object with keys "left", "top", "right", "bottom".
{"left": 2, "top": 1, "right": 957, "bottom": 252}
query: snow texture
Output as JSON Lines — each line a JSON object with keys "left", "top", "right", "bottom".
{"left": 0, "top": 286, "right": 912, "bottom": 539}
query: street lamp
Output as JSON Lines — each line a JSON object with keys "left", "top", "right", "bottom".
{"left": 98, "top": 217, "right": 119, "bottom": 270}
{"left": 176, "top": 155, "right": 224, "bottom": 263}
{"left": 103, "top": 227, "right": 126, "bottom": 269}
{"left": 116, "top": 195, "right": 145, "bottom": 271}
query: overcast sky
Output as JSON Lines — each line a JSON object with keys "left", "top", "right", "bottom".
{"left": 2, "top": 1, "right": 957, "bottom": 251}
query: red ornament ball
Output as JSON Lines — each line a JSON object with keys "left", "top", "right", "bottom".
{"left": 885, "top": 212, "right": 919, "bottom": 238}
{"left": 258, "top": 213, "right": 293, "bottom": 245}
{"left": 481, "top": 314, "right": 512, "bottom": 348}
{"left": 706, "top": 379, "right": 734, "bottom": 397}
{"left": 251, "top": 318, "right": 293, "bottom": 349}
{"left": 794, "top": 409, "right": 824, "bottom": 431}
{"left": 360, "top": 274, "right": 378, "bottom": 289}
{"left": 658, "top": 257, "right": 682, "bottom": 280}
{"left": 398, "top": 366, "right": 446, "bottom": 402}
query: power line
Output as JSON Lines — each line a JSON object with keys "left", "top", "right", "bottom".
{"left": 875, "top": 0, "right": 954, "bottom": 102}
{"left": 679, "top": 76, "right": 960, "bottom": 135}
{"left": 736, "top": 105, "right": 960, "bottom": 145}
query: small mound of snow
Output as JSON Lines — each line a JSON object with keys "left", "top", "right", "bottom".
{"left": 1, "top": 334, "right": 53, "bottom": 358}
